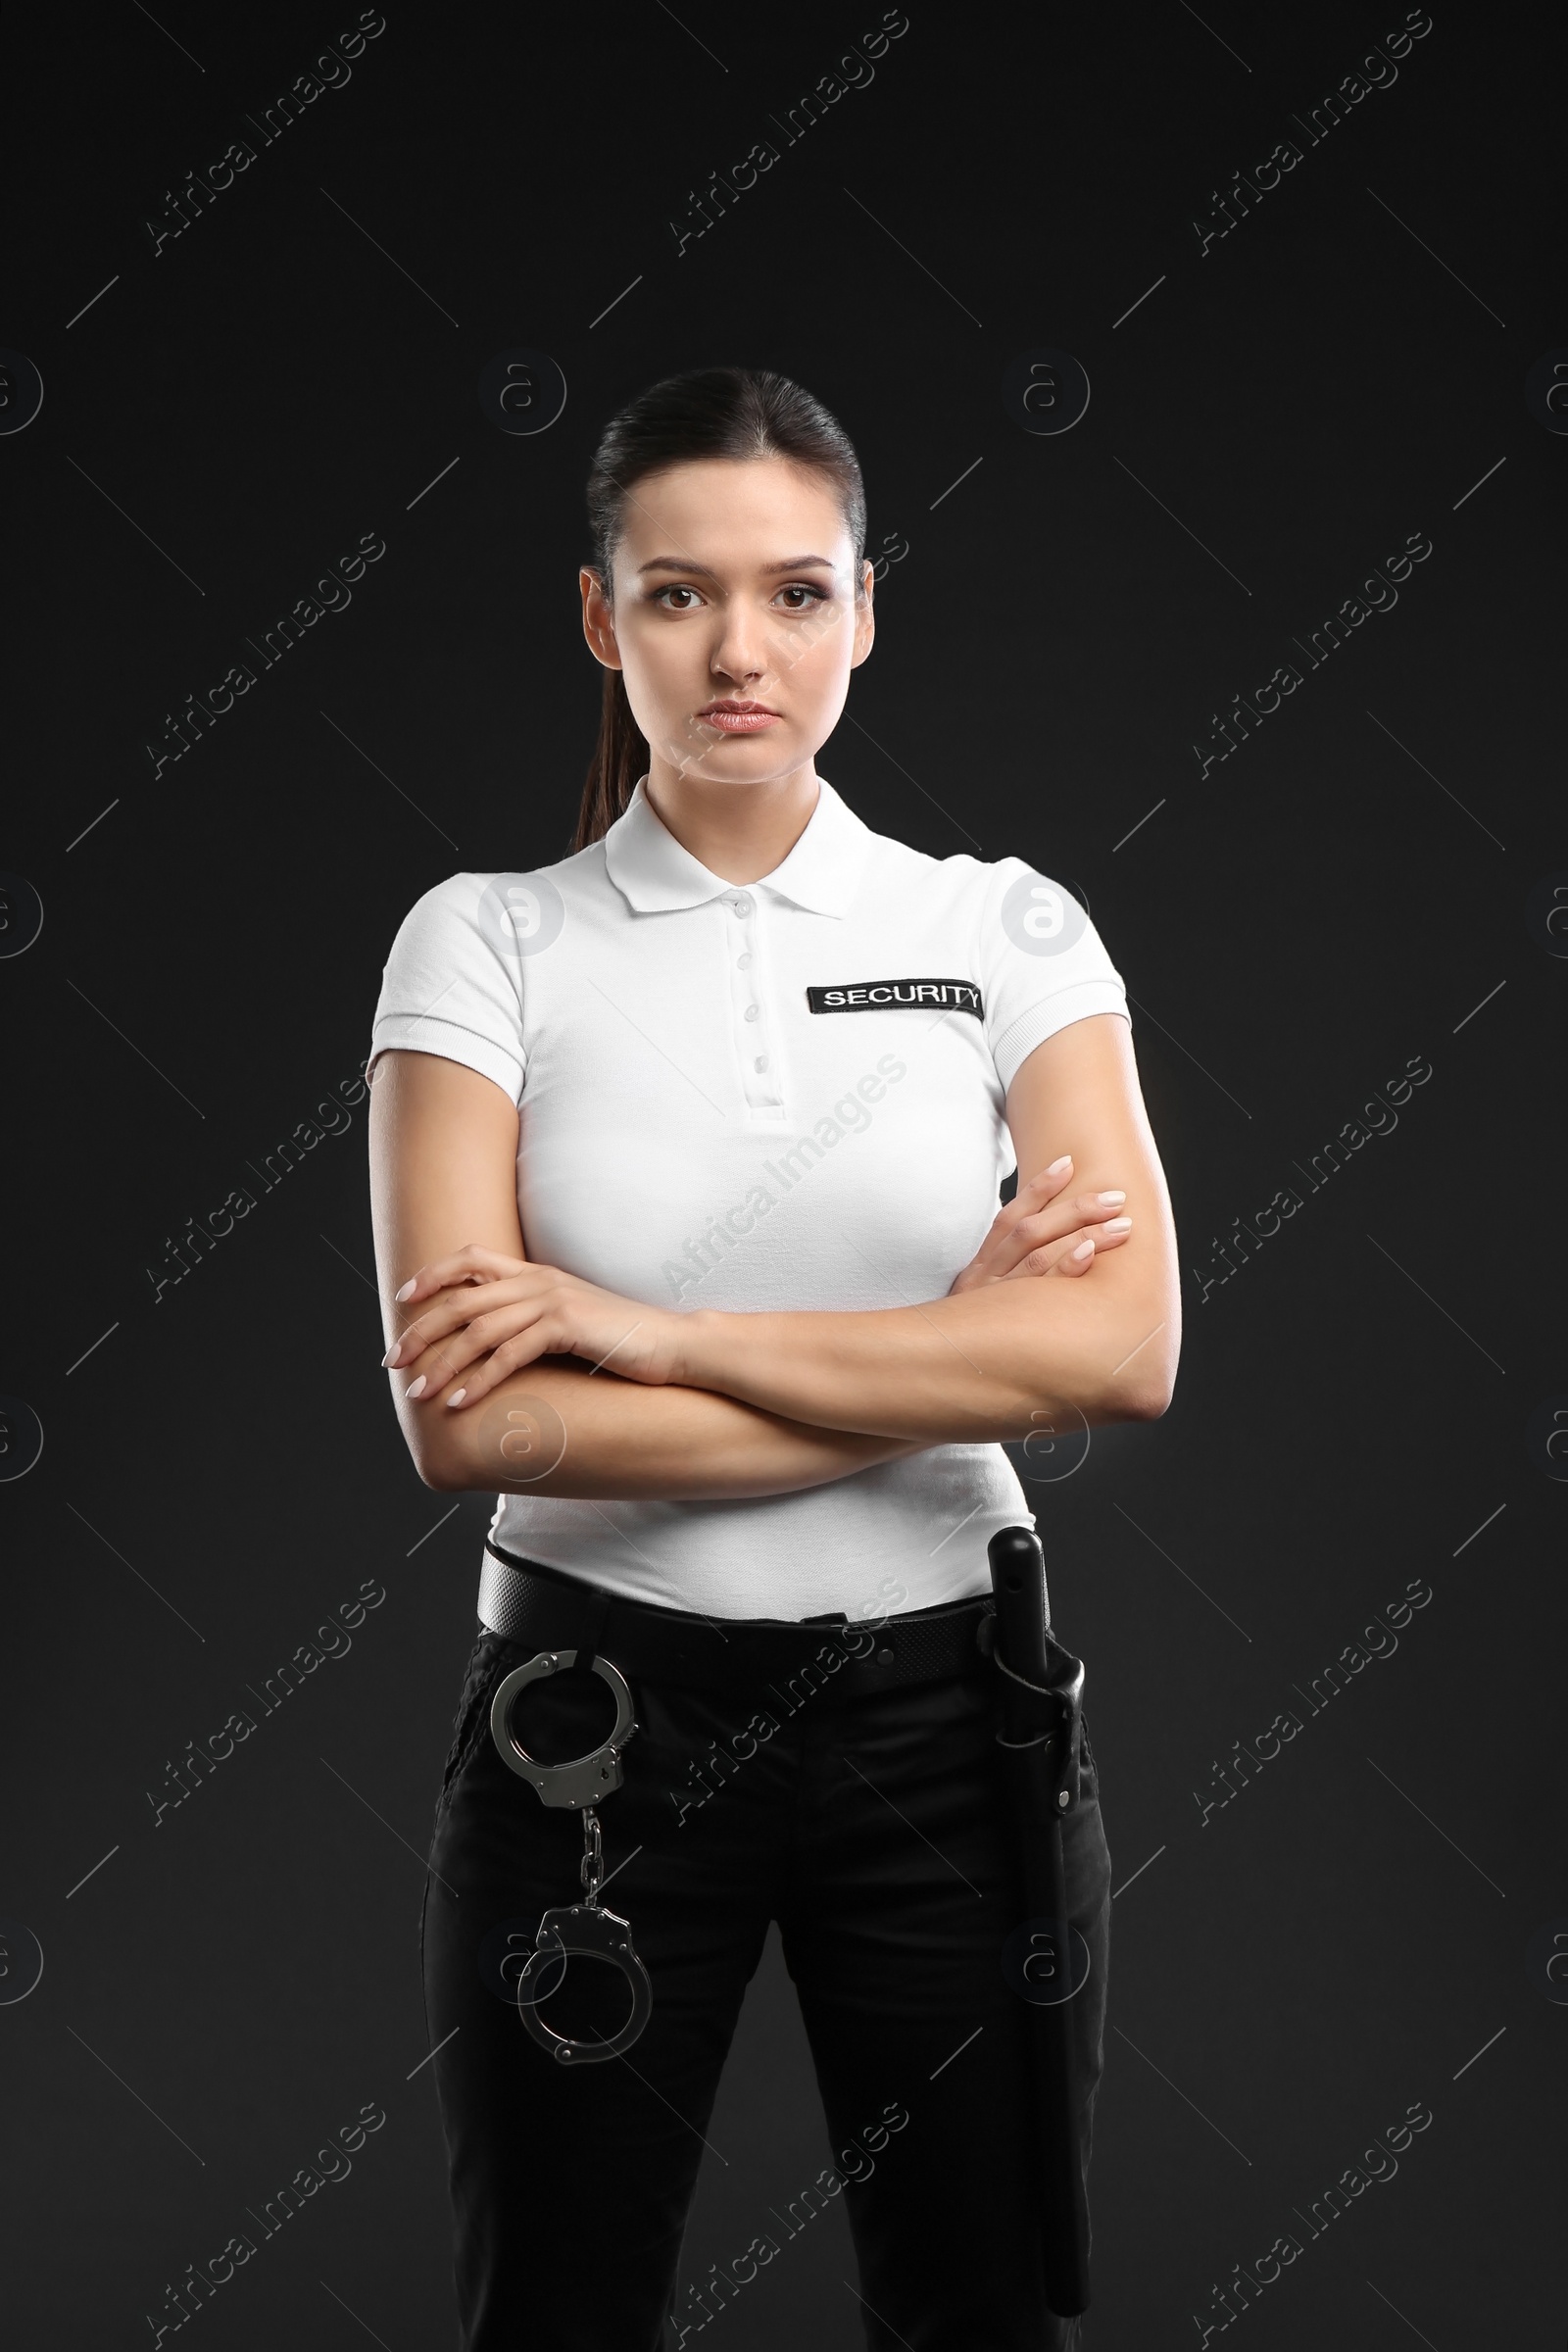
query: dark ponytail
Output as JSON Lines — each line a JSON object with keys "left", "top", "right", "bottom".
{"left": 577, "top": 668, "right": 648, "bottom": 858}
{"left": 573, "top": 367, "right": 867, "bottom": 855}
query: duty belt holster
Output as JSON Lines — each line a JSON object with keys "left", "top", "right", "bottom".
{"left": 484, "top": 1551, "right": 653, "bottom": 2066}
{"left": 985, "top": 1525, "right": 1092, "bottom": 2319}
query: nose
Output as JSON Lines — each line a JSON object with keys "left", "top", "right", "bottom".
{"left": 709, "top": 600, "right": 780, "bottom": 693}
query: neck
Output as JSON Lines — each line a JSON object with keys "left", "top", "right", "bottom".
{"left": 643, "top": 757, "right": 821, "bottom": 884}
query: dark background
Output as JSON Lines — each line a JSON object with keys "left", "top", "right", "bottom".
{"left": 2, "top": 1, "right": 1563, "bottom": 2344}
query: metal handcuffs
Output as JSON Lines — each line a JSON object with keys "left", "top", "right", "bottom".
{"left": 488, "top": 1649, "right": 653, "bottom": 2065}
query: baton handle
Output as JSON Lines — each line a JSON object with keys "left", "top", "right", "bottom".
{"left": 987, "top": 1524, "right": 1051, "bottom": 1680}
{"left": 987, "top": 1521, "right": 1092, "bottom": 2318}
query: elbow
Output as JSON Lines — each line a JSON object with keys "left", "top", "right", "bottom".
{"left": 394, "top": 1389, "right": 466, "bottom": 1493}
{"left": 1122, "top": 1341, "right": 1180, "bottom": 1422}
{"left": 1107, "top": 1303, "right": 1180, "bottom": 1423}
{"left": 406, "top": 1424, "right": 456, "bottom": 1493}
{"left": 1015, "top": 1371, "right": 1172, "bottom": 1435}
{"left": 422, "top": 1441, "right": 466, "bottom": 1492}
{"left": 1124, "top": 1375, "right": 1175, "bottom": 1423}
{"left": 1097, "top": 1352, "right": 1178, "bottom": 1425}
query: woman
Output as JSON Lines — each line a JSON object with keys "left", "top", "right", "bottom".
{"left": 368, "top": 366, "right": 1180, "bottom": 2351}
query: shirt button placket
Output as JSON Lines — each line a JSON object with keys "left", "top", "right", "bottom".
{"left": 725, "top": 891, "right": 781, "bottom": 1116}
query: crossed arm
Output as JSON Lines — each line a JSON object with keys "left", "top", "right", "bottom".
{"left": 367, "top": 1013, "right": 1180, "bottom": 1501}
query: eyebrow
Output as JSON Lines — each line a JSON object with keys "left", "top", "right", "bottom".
{"left": 634, "top": 554, "right": 838, "bottom": 579}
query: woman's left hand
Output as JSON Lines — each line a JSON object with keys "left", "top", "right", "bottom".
{"left": 947, "top": 1155, "right": 1133, "bottom": 1293}
{"left": 382, "top": 1245, "right": 686, "bottom": 1408}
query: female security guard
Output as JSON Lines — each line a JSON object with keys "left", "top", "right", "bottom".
{"left": 367, "top": 367, "right": 1180, "bottom": 2351}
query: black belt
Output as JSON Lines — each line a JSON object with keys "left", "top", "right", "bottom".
{"left": 478, "top": 1536, "right": 995, "bottom": 1699}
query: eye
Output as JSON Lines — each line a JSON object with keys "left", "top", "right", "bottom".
{"left": 775, "top": 583, "right": 829, "bottom": 610}
{"left": 651, "top": 584, "right": 704, "bottom": 611}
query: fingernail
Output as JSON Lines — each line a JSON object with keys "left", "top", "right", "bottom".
{"left": 1072, "top": 1239, "right": 1094, "bottom": 1259}
{"left": 445, "top": 1388, "right": 467, "bottom": 1409}
{"left": 395, "top": 1277, "right": 416, "bottom": 1302}
{"left": 1102, "top": 1216, "right": 1132, "bottom": 1234}
{"left": 405, "top": 1375, "right": 427, "bottom": 1399}
{"left": 1096, "top": 1190, "right": 1126, "bottom": 1206}
{"left": 380, "top": 1344, "right": 401, "bottom": 1367}
{"left": 1046, "top": 1155, "right": 1071, "bottom": 1175}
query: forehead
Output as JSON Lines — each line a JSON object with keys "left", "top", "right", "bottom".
{"left": 615, "top": 456, "right": 849, "bottom": 568}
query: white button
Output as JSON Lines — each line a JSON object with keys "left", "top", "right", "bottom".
{"left": 730, "top": 894, "right": 753, "bottom": 917}
{"left": 737, "top": 952, "right": 752, "bottom": 969}
{"left": 744, "top": 1004, "right": 760, "bottom": 1022}
{"left": 754, "top": 1055, "right": 768, "bottom": 1072}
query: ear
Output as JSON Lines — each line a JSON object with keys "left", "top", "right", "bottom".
{"left": 851, "top": 561, "right": 876, "bottom": 667}
{"left": 579, "top": 565, "right": 622, "bottom": 669}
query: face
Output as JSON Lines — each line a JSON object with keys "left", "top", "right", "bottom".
{"left": 579, "top": 455, "right": 874, "bottom": 790}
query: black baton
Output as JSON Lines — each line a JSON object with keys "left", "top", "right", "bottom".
{"left": 988, "top": 1524, "right": 1091, "bottom": 2318}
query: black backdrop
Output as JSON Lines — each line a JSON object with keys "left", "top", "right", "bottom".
{"left": 3, "top": 2, "right": 1563, "bottom": 2345}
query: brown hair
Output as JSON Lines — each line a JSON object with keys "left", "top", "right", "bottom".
{"left": 573, "top": 366, "right": 867, "bottom": 854}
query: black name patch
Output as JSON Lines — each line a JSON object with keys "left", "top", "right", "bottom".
{"left": 806, "top": 978, "right": 984, "bottom": 1017}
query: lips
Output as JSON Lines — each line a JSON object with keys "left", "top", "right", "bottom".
{"left": 699, "top": 701, "right": 781, "bottom": 733}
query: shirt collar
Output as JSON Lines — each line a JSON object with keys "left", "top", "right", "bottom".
{"left": 603, "top": 773, "right": 873, "bottom": 918}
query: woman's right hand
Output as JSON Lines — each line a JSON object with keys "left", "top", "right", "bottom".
{"left": 948, "top": 1154, "right": 1132, "bottom": 1294}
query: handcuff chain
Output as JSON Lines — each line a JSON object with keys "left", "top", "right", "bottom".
{"left": 579, "top": 1805, "right": 604, "bottom": 1906}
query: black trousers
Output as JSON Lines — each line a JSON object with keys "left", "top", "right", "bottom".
{"left": 419, "top": 1602, "right": 1112, "bottom": 2351}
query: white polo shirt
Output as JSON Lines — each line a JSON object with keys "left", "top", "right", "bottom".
{"left": 368, "top": 773, "right": 1130, "bottom": 1622}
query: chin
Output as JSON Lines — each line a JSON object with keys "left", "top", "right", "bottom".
{"left": 689, "top": 740, "right": 799, "bottom": 778}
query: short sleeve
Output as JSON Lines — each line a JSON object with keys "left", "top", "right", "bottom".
{"left": 977, "top": 858, "right": 1131, "bottom": 1094}
{"left": 368, "top": 873, "right": 527, "bottom": 1105}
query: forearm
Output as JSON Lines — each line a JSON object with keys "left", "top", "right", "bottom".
{"left": 411, "top": 1355, "right": 927, "bottom": 1499}
{"left": 674, "top": 1259, "right": 1179, "bottom": 1444}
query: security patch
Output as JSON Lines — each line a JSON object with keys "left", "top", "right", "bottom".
{"left": 806, "top": 979, "right": 984, "bottom": 1017}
